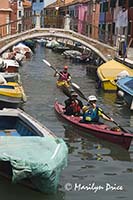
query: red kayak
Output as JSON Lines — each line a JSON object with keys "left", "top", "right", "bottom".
{"left": 54, "top": 101, "right": 133, "bottom": 150}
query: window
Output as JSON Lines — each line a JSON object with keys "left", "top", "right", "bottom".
{"left": 112, "top": 22, "right": 115, "bottom": 34}
{"left": 103, "top": 2, "right": 108, "bottom": 12}
{"left": 40, "top": 0, "right": 43, "bottom": 2}
{"left": 110, "top": 0, "right": 117, "bottom": 8}
{"left": 108, "top": 24, "right": 111, "bottom": 32}
{"left": 32, "top": 0, "right": 36, "bottom": 3}
{"left": 19, "top": 1, "right": 21, "bottom": 7}
{"left": 102, "top": 23, "right": 106, "bottom": 30}
{"left": 100, "top": 3, "right": 103, "bottom": 12}
{"left": 90, "top": 24, "right": 92, "bottom": 35}
{"left": 118, "top": 0, "right": 126, "bottom": 7}
{"left": 129, "top": 0, "right": 133, "bottom": 7}
{"left": 128, "top": 21, "right": 131, "bottom": 35}
{"left": 19, "top": 11, "right": 21, "bottom": 17}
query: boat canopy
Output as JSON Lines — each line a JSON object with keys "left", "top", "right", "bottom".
{"left": 0, "top": 136, "right": 68, "bottom": 193}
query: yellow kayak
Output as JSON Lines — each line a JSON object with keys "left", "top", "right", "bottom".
{"left": 97, "top": 59, "right": 133, "bottom": 91}
{"left": 56, "top": 80, "right": 70, "bottom": 88}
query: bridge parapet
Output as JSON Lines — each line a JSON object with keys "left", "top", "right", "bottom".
{"left": 0, "top": 28, "right": 116, "bottom": 62}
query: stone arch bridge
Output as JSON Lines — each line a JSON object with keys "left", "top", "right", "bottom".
{"left": 0, "top": 28, "right": 116, "bottom": 62}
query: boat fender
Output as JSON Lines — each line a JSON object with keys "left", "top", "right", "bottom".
{"left": 117, "top": 90, "right": 124, "bottom": 97}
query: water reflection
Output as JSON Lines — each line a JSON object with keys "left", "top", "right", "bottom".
{"left": 64, "top": 126, "right": 131, "bottom": 162}
{"left": 0, "top": 177, "right": 65, "bottom": 200}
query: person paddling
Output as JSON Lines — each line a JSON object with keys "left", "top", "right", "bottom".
{"left": 54, "top": 65, "right": 71, "bottom": 84}
{"left": 64, "top": 92, "right": 83, "bottom": 116}
{"left": 80, "top": 95, "right": 113, "bottom": 123}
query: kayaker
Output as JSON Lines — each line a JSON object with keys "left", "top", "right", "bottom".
{"left": 54, "top": 66, "right": 71, "bottom": 83}
{"left": 64, "top": 92, "right": 83, "bottom": 116}
{"left": 80, "top": 95, "right": 113, "bottom": 123}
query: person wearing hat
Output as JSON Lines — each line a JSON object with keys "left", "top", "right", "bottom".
{"left": 54, "top": 66, "right": 71, "bottom": 83}
{"left": 80, "top": 95, "right": 113, "bottom": 123}
{"left": 64, "top": 91, "right": 83, "bottom": 116}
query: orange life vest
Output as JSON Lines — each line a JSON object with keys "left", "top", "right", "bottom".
{"left": 70, "top": 101, "right": 81, "bottom": 113}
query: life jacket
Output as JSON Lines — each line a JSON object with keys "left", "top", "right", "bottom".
{"left": 70, "top": 101, "right": 81, "bottom": 114}
{"left": 84, "top": 107, "right": 99, "bottom": 122}
{"left": 59, "top": 71, "right": 69, "bottom": 81}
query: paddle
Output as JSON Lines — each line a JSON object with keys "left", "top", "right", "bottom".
{"left": 71, "top": 83, "right": 88, "bottom": 101}
{"left": 43, "top": 59, "right": 69, "bottom": 79}
{"left": 71, "top": 83, "right": 129, "bottom": 133}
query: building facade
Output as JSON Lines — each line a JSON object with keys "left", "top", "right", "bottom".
{"left": 23, "top": 0, "right": 32, "bottom": 30}
{"left": 0, "top": 0, "right": 12, "bottom": 37}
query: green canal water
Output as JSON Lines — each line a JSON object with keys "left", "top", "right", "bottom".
{"left": 1, "top": 45, "right": 133, "bottom": 200}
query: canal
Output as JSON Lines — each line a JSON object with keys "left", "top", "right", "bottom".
{"left": 1, "top": 45, "right": 133, "bottom": 200}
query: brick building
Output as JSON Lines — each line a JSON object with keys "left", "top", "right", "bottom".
{"left": 0, "top": 0, "right": 12, "bottom": 37}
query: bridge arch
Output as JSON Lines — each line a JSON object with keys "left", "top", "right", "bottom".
{"left": 0, "top": 28, "right": 116, "bottom": 62}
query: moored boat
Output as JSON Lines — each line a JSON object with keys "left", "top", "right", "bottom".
{"left": 0, "top": 108, "right": 68, "bottom": 193}
{"left": 97, "top": 59, "right": 133, "bottom": 91}
{"left": 13, "top": 43, "right": 33, "bottom": 59}
{"left": 116, "top": 76, "right": 133, "bottom": 110}
{"left": 54, "top": 101, "right": 133, "bottom": 150}
{"left": 0, "top": 72, "right": 20, "bottom": 83}
{"left": 52, "top": 46, "right": 70, "bottom": 53}
{"left": 2, "top": 59, "right": 20, "bottom": 73}
{"left": 46, "top": 40, "right": 60, "bottom": 49}
{"left": 0, "top": 82, "right": 27, "bottom": 109}
{"left": 2, "top": 51, "right": 25, "bottom": 65}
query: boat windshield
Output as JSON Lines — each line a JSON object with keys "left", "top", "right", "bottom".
{"left": 125, "top": 79, "right": 133, "bottom": 90}
{"left": 0, "top": 85, "right": 14, "bottom": 89}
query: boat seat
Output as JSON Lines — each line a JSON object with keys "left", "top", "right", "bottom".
{"left": 0, "top": 130, "right": 20, "bottom": 136}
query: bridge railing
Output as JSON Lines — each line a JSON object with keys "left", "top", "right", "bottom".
{"left": 0, "top": 14, "right": 120, "bottom": 48}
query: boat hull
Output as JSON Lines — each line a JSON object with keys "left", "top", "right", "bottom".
{"left": 54, "top": 101, "right": 133, "bottom": 150}
{"left": 101, "top": 79, "right": 117, "bottom": 91}
{"left": 0, "top": 108, "right": 68, "bottom": 193}
{"left": 117, "top": 76, "right": 133, "bottom": 110}
{"left": 0, "top": 82, "right": 26, "bottom": 109}
{"left": 97, "top": 60, "right": 133, "bottom": 91}
{"left": 0, "top": 97, "right": 22, "bottom": 109}
{"left": 5, "top": 66, "right": 19, "bottom": 73}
